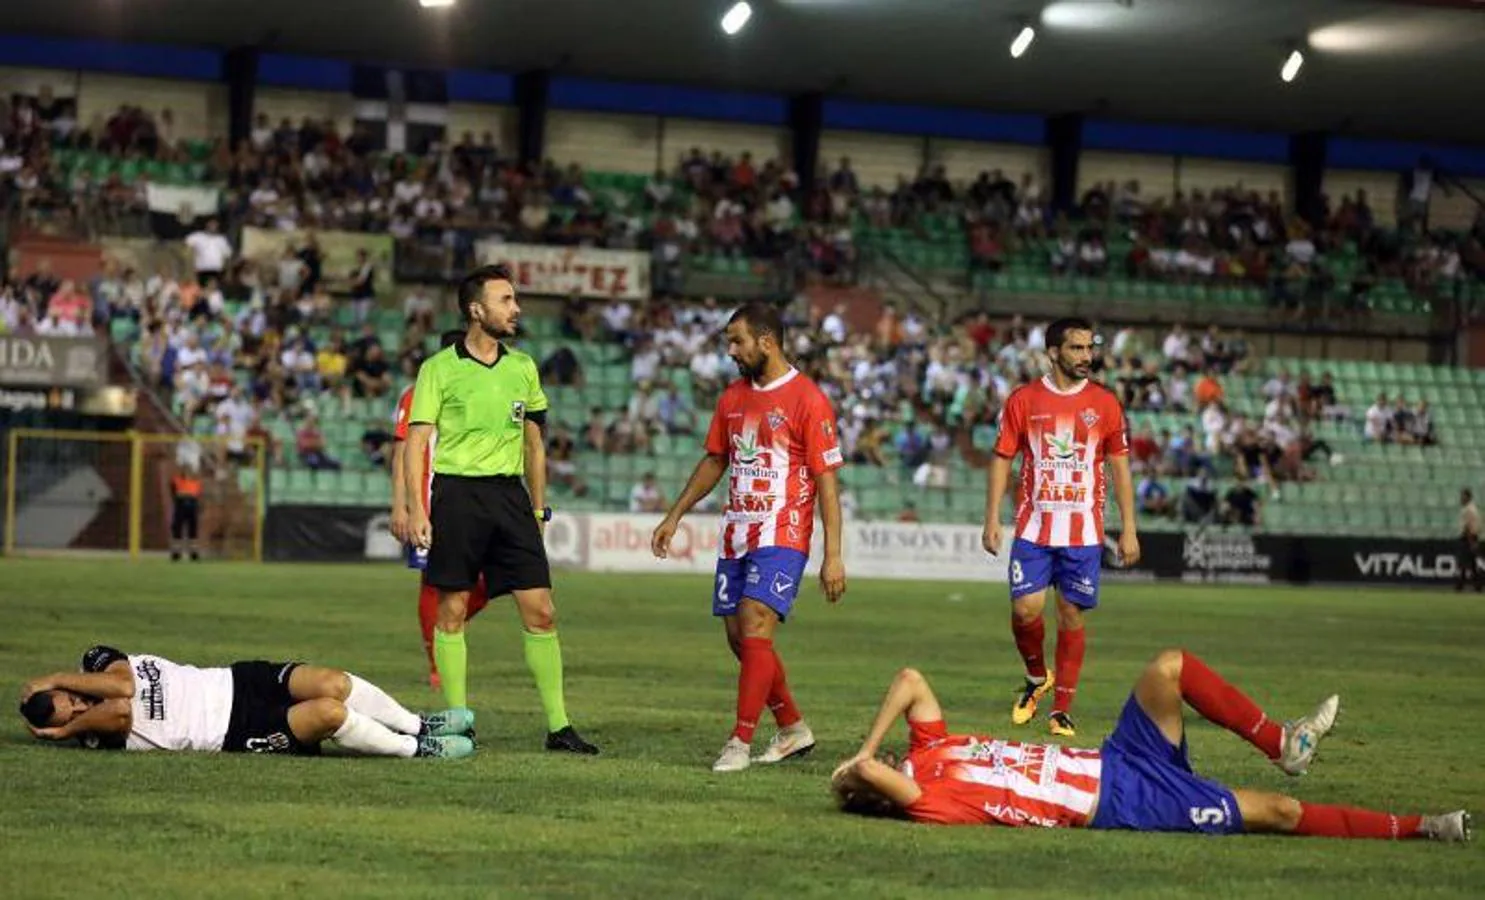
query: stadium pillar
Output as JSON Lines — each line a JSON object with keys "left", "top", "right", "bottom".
{"left": 1290, "top": 131, "right": 1328, "bottom": 229}
{"left": 789, "top": 92, "right": 823, "bottom": 199}
{"left": 222, "top": 47, "right": 259, "bottom": 150}
{"left": 1046, "top": 113, "right": 1083, "bottom": 216}
{"left": 514, "top": 70, "right": 551, "bottom": 168}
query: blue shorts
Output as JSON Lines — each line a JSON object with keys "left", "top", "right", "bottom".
{"left": 1089, "top": 695, "right": 1244, "bottom": 836}
{"left": 714, "top": 547, "right": 808, "bottom": 620}
{"left": 1008, "top": 539, "right": 1102, "bottom": 607}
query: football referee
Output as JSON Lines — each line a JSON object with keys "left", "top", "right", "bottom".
{"left": 404, "top": 264, "right": 598, "bottom": 755}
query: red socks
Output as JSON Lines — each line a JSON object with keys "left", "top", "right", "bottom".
{"left": 1295, "top": 803, "right": 1422, "bottom": 840}
{"left": 766, "top": 649, "right": 802, "bottom": 729}
{"left": 1179, "top": 651, "right": 1284, "bottom": 759}
{"left": 1011, "top": 614, "right": 1048, "bottom": 680}
{"left": 417, "top": 582, "right": 440, "bottom": 668}
{"left": 419, "top": 579, "right": 491, "bottom": 674}
{"left": 1052, "top": 627, "right": 1086, "bottom": 715}
{"left": 733, "top": 637, "right": 778, "bottom": 743}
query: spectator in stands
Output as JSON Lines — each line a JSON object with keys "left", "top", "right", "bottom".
{"left": 657, "top": 381, "right": 696, "bottom": 435}
{"left": 1411, "top": 400, "right": 1437, "bottom": 446}
{"left": 314, "top": 336, "right": 352, "bottom": 414}
{"left": 185, "top": 218, "right": 233, "bottom": 287}
{"left": 362, "top": 419, "right": 394, "bottom": 468}
{"left": 855, "top": 420, "right": 889, "bottom": 467}
{"left": 350, "top": 343, "right": 393, "bottom": 399}
{"left": 896, "top": 501, "right": 920, "bottom": 524}
{"left": 347, "top": 249, "right": 376, "bottom": 325}
{"left": 1193, "top": 368, "right": 1225, "bottom": 408}
{"left": 1180, "top": 473, "right": 1219, "bottom": 525}
{"left": 1161, "top": 324, "right": 1190, "bottom": 369}
{"left": 629, "top": 472, "right": 666, "bottom": 514}
{"left": 1364, "top": 393, "right": 1391, "bottom": 443}
{"left": 1224, "top": 472, "right": 1262, "bottom": 527}
{"left": 296, "top": 413, "right": 340, "bottom": 471}
{"left": 1389, "top": 396, "right": 1415, "bottom": 444}
{"left": 404, "top": 283, "right": 436, "bottom": 331}
{"left": 1137, "top": 472, "right": 1172, "bottom": 518}
{"left": 546, "top": 425, "right": 588, "bottom": 498}
{"left": 539, "top": 345, "right": 584, "bottom": 388}
{"left": 1129, "top": 425, "right": 1163, "bottom": 474}
{"left": 1077, "top": 232, "right": 1109, "bottom": 276}
{"left": 1311, "top": 371, "right": 1346, "bottom": 421}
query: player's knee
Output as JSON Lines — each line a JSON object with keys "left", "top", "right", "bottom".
{"left": 1272, "top": 795, "right": 1303, "bottom": 831}
{"left": 326, "top": 670, "right": 352, "bottom": 701}
{"left": 1011, "top": 597, "right": 1044, "bottom": 624}
{"left": 1149, "top": 648, "right": 1185, "bottom": 682}
{"left": 518, "top": 592, "right": 556, "bottom": 632}
{"left": 894, "top": 667, "right": 925, "bottom": 687}
{"left": 305, "top": 697, "right": 346, "bottom": 732}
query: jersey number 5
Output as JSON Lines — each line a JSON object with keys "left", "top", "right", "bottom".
{"left": 1189, "top": 806, "right": 1227, "bottom": 827}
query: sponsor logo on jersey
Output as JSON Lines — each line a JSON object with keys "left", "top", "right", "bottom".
{"left": 767, "top": 407, "right": 787, "bottom": 430}
{"left": 734, "top": 493, "right": 777, "bottom": 513}
{"left": 821, "top": 420, "right": 835, "bottom": 440}
{"left": 771, "top": 571, "right": 796, "bottom": 598}
{"left": 135, "top": 660, "right": 165, "bottom": 721}
{"left": 822, "top": 446, "right": 844, "bottom": 467}
{"left": 1080, "top": 407, "right": 1100, "bottom": 428}
{"left": 1043, "top": 430, "right": 1084, "bottom": 460}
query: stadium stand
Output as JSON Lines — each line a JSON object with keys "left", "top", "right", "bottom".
{"left": 4, "top": 89, "right": 1484, "bottom": 544}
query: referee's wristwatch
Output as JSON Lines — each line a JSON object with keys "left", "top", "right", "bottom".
{"left": 535, "top": 506, "right": 553, "bottom": 523}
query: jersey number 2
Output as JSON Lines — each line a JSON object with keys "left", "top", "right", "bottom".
{"left": 716, "top": 573, "right": 730, "bottom": 602}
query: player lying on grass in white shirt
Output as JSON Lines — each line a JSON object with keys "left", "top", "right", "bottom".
{"left": 19, "top": 646, "right": 475, "bottom": 759}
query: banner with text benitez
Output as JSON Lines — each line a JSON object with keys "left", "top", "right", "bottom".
{"left": 474, "top": 242, "right": 650, "bottom": 300}
{"left": 0, "top": 336, "right": 107, "bottom": 388}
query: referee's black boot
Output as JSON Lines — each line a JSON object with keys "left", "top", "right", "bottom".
{"left": 546, "top": 725, "right": 600, "bottom": 755}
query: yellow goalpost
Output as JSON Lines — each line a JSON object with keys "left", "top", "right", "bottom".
{"left": 4, "top": 428, "right": 267, "bottom": 561}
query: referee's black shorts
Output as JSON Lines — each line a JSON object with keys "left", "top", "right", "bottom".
{"left": 427, "top": 474, "right": 551, "bottom": 595}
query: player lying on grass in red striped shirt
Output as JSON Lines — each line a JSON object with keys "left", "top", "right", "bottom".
{"left": 830, "top": 650, "right": 1471, "bottom": 842}
{"left": 20, "top": 645, "right": 476, "bottom": 759}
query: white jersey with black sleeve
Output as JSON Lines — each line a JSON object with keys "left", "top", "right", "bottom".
{"left": 81, "top": 646, "right": 234, "bottom": 752}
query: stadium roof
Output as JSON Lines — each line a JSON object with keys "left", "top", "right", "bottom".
{"left": 3, "top": 0, "right": 1484, "bottom": 144}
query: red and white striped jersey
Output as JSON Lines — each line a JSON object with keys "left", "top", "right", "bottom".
{"left": 993, "top": 376, "right": 1128, "bottom": 547}
{"left": 902, "top": 718, "right": 1101, "bottom": 828}
{"left": 393, "top": 385, "right": 437, "bottom": 513}
{"left": 704, "top": 368, "right": 843, "bottom": 559}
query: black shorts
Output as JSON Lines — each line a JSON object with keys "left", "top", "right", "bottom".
{"left": 426, "top": 474, "right": 550, "bottom": 596}
{"left": 221, "top": 661, "right": 320, "bottom": 756}
{"left": 172, "top": 498, "right": 199, "bottom": 539}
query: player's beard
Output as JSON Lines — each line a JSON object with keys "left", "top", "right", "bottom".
{"left": 478, "top": 316, "right": 517, "bottom": 340}
{"left": 1054, "top": 355, "right": 1089, "bottom": 382}
{"left": 734, "top": 354, "right": 763, "bottom": 381}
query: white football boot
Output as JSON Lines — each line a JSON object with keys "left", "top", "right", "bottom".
{"left": 712, "top": 736, "right": 752, "bottom": 773}
{"left": 1276, "top": 694, "right": 1340, "bottom": 776}
{"left": 754, "top": 723, "right": 816, "bottom": 764}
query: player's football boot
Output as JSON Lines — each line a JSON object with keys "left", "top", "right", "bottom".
{"left": 1048, "top": 711, "right": 1076, "bottom": 737}
{"left": 415, "top": 734, "right": 476, "bottom": 759}
{"left": 1011, "top": 674, "right": 1055, "bottom": 726}
{"left": 1420, "top": 811, "right": 1473, "bottom": 843}
{"left": 1276, "top": 694, "right": 1340, "bottom": 776}
{"left": 420, "top": 707, "right": 476, "bottom": 738}
{"left": 712, "top": 736, "right": 752, "bottom": 772}
{"left": 754, "top": 723, "right": 816, "bottom": 764}
{"left": 545, "top": 725, "right": 600, "bottom": 755}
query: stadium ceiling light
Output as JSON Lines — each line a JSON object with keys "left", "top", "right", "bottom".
{"left": 721, "top": 2, "right": 754, "bottom": 36}
{"left": 1281, "top": 48, "right": 1304, "bottom": 83}
{"left": 1010, "top": 24, "right": 1036, "bottom": 59}
{"left": 418, "top": 0, "right": 456, "bottom": 8}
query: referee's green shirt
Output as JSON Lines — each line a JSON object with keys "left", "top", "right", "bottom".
{"left": 408, "top": 341, "right": 548, "bottom": 476}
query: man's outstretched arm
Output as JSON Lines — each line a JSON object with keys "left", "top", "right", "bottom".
{"left": 849, "top": 667, "right": 944, "bottom": 761}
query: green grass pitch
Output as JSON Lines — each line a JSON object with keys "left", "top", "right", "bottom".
{"left": 1, "top": 558, "right": 1481, "bottom": 899}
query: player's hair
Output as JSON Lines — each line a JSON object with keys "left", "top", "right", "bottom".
{"left": 456, "top": 264, "right": 516, "bottom": 321}
{"left": 728, "top": 302, "right": 786, "bottom": 347}
{"left": 440, "top": 329, "right": 465, "bottom": 349}
{"left": 19, "top": 692, "right": 55, "bottom": 729}
{"left": 1046, "top": 317, "right": 1095, "bottom": 352}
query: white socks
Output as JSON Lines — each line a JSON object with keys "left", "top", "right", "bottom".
{"left": 332, "top": 709, "right": 418, "bottom": 758}
{"left": 346, "top": 674, "right": 423, "bottom": 735}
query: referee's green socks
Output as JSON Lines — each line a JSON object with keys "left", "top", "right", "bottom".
{"left": 523, "top": 630, "right": 570, "bottom": 732}
{"left": 432, "top": 630, "right": 468, "bottom": 709}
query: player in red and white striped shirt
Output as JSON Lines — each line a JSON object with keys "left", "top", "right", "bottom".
{"left": 390, "top": 331, "right": 489, "bottom": 688}
{"left": 984, "top": 318, "right": 1139, "bottom": 738}
{"left": 652, "top": 302, "right": 847, "bottom": 773}
{"left": 829, "top": 655, "right": 1471, "bottom": 842}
